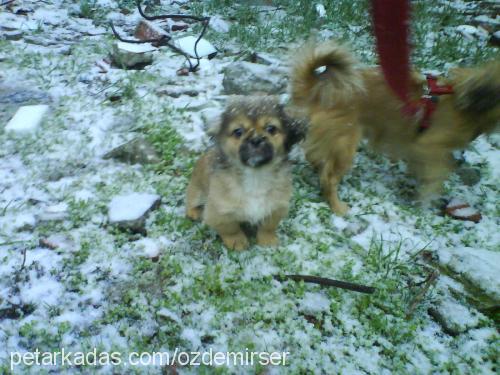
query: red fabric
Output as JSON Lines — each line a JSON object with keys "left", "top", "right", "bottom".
{"left": 372, "top": 0, "right": 413, "bottom": 109}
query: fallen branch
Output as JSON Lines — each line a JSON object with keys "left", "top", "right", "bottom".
{"left": 109, "top": 1, "right": 211, "bottom": 72}
{"left": 406, "top": 270, "right": 439, "bottom": 316}
{"left": 274, "top": 274, "right": 376, "bottom": 294}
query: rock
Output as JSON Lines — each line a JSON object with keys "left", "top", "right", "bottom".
{"left": 171, "top": 23, "right": 189, "bottom": 32}
{"left": 111, "top": 42, "right": 156, "bottom": 69}
{"left": 39, "top": 234, "right": 75, "bottom": 250}
{"left": 103, "top": 136, "right": 160, "bottom": 165}
{"left": 155, "top": 87, "right": 199, "bottom": 98}
{"left": 108, "top": 193, "right": 161, "bottom": 233}
{"left": 134, "top": 238, "right": 161, "bottom": 258}
{"left": 209, "top": 16, "right": 230, "bottom": 33}
{"left": 2, "top": 30, "right": 23, "bottom": 41}
{"left": 490, "top": 30, "right": 500, "bottom": 47}
{"left": 342, "top": 218, "right": 369, "bottom": 237}
{"left": 38, "top": 203, "right": 69, "bottom": 223}
{"left": 444, "top": 198, "right": 482, "bottom": 223}
{"left": 134, "top": 19, "right": 169, "bottom": 41}
{"left": 23, "top": 35, "right": 59, "bottom": 46}
{"left": 13, "top": 213, "right": 37, "bottom": 232}
{"left": 315, "top": 3, "right": 327, "bottom": 18}
{"left": 456, "top": 167, "right": 481, "bottom": 186}
{"left": 0, "top": 87, "right": 51, "bottom": 127}
{"left": 176, "top": 67, "right": 190, "bottom": 76}
{"left": 5, "top": 105, "right": 49, "bottom": 134}
{"left": 428, "top": 297, "right": 481, "bottom": 336}
{"left": 222, "top": 61, "right": 286, "bottom": 95}
{"left": 456, "top": 25, "right": 489, "bottom": 40}
{"left": 246, "top": 51, "right": 281, "bottom": 66}
{"left": 173, "top": 36, "right": 217, "bottom": 58}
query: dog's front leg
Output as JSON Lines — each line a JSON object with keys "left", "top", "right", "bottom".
{"left": 257, "top": 207, "right": 288, "bottom": 247}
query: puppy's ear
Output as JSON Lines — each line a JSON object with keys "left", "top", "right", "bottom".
{"left": 203, "top": 108, "right": 223, "bottom": 137}
{"left": 279, "top": 105, "right": 307, "bottom": 151}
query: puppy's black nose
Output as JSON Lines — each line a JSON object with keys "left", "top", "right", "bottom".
{"left": 249, "top": 136, "right": 265, "bottom": 146}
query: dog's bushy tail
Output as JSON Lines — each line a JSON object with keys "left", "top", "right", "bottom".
{"left": 290, "top": 40, "right": 365, "bottom": 109}
{"left": 452, "top": 62, "right": 500, "bottom": 132}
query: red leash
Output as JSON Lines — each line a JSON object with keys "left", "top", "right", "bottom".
{"left": 371, "top": 0, "right": 453, "bottom": 131}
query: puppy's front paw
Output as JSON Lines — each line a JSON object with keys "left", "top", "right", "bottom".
{"left": 257, "top": 230, "right": 279, "bottom": 247}
{"left": 186, "top": 206, "right": 202, "bottom": 221}
{"left": 221, "top": 233, "right": 249, "bottom": 251}
{"left": 329, "top": 199, "right": 349, "bottom": 216}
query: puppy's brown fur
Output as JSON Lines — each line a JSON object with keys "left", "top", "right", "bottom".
{"left": 185, "top": 96, "right": 304, "bottom": 250}
{"left": 291, "top": 40, "right": 500, "bottom": 214}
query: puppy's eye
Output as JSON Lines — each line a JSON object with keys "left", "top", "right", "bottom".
{"left": 232, "top": 128, "right": 244, "bottom": 138}
{"left": 265, "top": 124, "right": 278, "bottom": 135}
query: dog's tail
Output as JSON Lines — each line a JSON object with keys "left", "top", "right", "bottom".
{"left": 453, "top": 62, "right": 500, "bottom": 119}
{"left": 290, "top": 40, "right": 365, "bottom": 109}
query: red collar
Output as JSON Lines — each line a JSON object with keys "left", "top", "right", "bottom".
{"left": 402, "top": 75, "right": 454, "bottom": 131}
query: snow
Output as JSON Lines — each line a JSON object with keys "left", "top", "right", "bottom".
{"left": 0, "top": 0, "right": 498, "bottom": 373}
{"left": 5, "top": 105, "right": 49, "bottom": 133}
{"left": 108, "top": 193, "right": 160, "bottom": 222}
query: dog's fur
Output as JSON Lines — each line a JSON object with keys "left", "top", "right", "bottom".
{"left": 185, "top": 96, "right": 304, "bottom": 250}
{"left": 291, "top": 40, "right": 500, "bottom": 214}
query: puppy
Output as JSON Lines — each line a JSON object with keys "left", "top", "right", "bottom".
{"left": 185, "top": 96, "right": 304, "bottom": 250}
{"left": 291, "top": 40, "right": 500, "bottom": 214}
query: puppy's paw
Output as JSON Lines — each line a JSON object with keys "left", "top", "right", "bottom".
{"left": 257, "top": 230, "right": 279, "bottom": 247}
{"left": 186, "top": 206, "right": 202, "bottom": 221}
{"left": 330, "top": 199, "right": 349, "bottom": 216}
{"left": 221, "top": 233, "right": 249, "bottom": 251}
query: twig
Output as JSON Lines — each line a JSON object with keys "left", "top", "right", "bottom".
{"left": 274, "top": 274, "right": 376, "bottom": 294}
{"left": 18, "top": 247, "right": 27, "bottom": 272}
{"left": 406, "top": 270, "right": 439, "bottom": 316}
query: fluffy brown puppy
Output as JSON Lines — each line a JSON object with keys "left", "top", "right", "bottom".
{"left": 291, "top": 40, "right": 500, "bottom": 215}
{"left": 185, "top": 96, "right": 304, "bottom": 250}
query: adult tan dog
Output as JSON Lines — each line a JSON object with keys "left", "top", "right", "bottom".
{"left": 186, "top": 96, "right": 304, "bottom": 250}
{"left": 291, "top": 40, "right": 500, "bottom": 215}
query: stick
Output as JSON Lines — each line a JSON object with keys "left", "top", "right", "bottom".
{"left": 406, "top": 270, "right": 439, "bottom": 316}
{"left": 274, "top": 274, "right": 376, "bottom": 294}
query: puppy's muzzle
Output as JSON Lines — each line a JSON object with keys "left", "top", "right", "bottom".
{"left": 239, "top": 136, "right": 274, "bottom": 167}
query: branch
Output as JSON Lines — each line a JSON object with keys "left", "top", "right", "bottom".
{"left": 274, "top": 274, "right": 376, "bottom": 294}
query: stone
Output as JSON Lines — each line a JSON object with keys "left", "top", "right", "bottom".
{"left": 111, "top": 42, "right": 156, "bottom": 69}
{"left": 5, "top": 105, "right": 49, "bottom": 133}
{"left": 0, "top": 86, "right": 51, "bottom": 127}
{"left": 428, "top": 297, "right": 481, "bottom": 336}
{"left": 134, "top": 19, "right": 169, "bottom": 41}
{"left": 155, "top": 87, "right": 199, "bottom": 98}
{"left": 456, "top": 167, "right": 481, "bottom": 186}
{"left": 103, "top": 136, "right": 161, "bottom": 165}
{"left": 490, "top": 30, "right": 500, "bottom": 47}
{"left": 38, "top": 203, "right": 69, "bottom": 223}
{"left": 13, "top": 213, "right": 37, "bottom": 232}
{"left": 108, "top": 193, "right": 161, "bottom": 233}
{"left": 444, "top": 198, "right": 482, "bottom": 223}
{"left": 222, "top": 61, "right": 286, "bottom": 95}
{"left": 2, "top": 30, "right": 23, "bottom": 41}
{"left": 173, "top": 36, "right": 217, "bottom": 59}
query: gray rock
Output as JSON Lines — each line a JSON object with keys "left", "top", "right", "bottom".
{"left": 108, "top": 193, "right": 161, "bottom": 233}
{"left": 342, "top": 218, "right": 369, "bottom": 237}
{"left": 37, "top": 203, "right": 69, "bottom": 223}
{"left": 111, "top": 42, "right": 155, "bottom": 69}
{"left": 222, "top": 61, "right": 286, "bottom": 95}
{"left": 2, "top": 30, "right": 23, "bottom": 41}
{"left": 103, "top": 136, "right": 160, "bottom": 165}
{"left": 0, "top": 86, "right": 51, "bottom": 129}
{"left": 456, "top": 167, "right": 481, "bottom": 186}
{"left": 23, "top": 35, "right": 59, "bottom": 46}
{"left": 428, "top": 296, "right": 481, "bottom": 336}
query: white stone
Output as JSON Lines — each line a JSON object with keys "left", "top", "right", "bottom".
{"left": 108, "top": 193, "right": 160, "bottom": 223}
{"left": 5, "top": 105, "right": 49, "bottom": 133}
{"left": 174, "top": 36, "right": 217, "bottom": 58}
